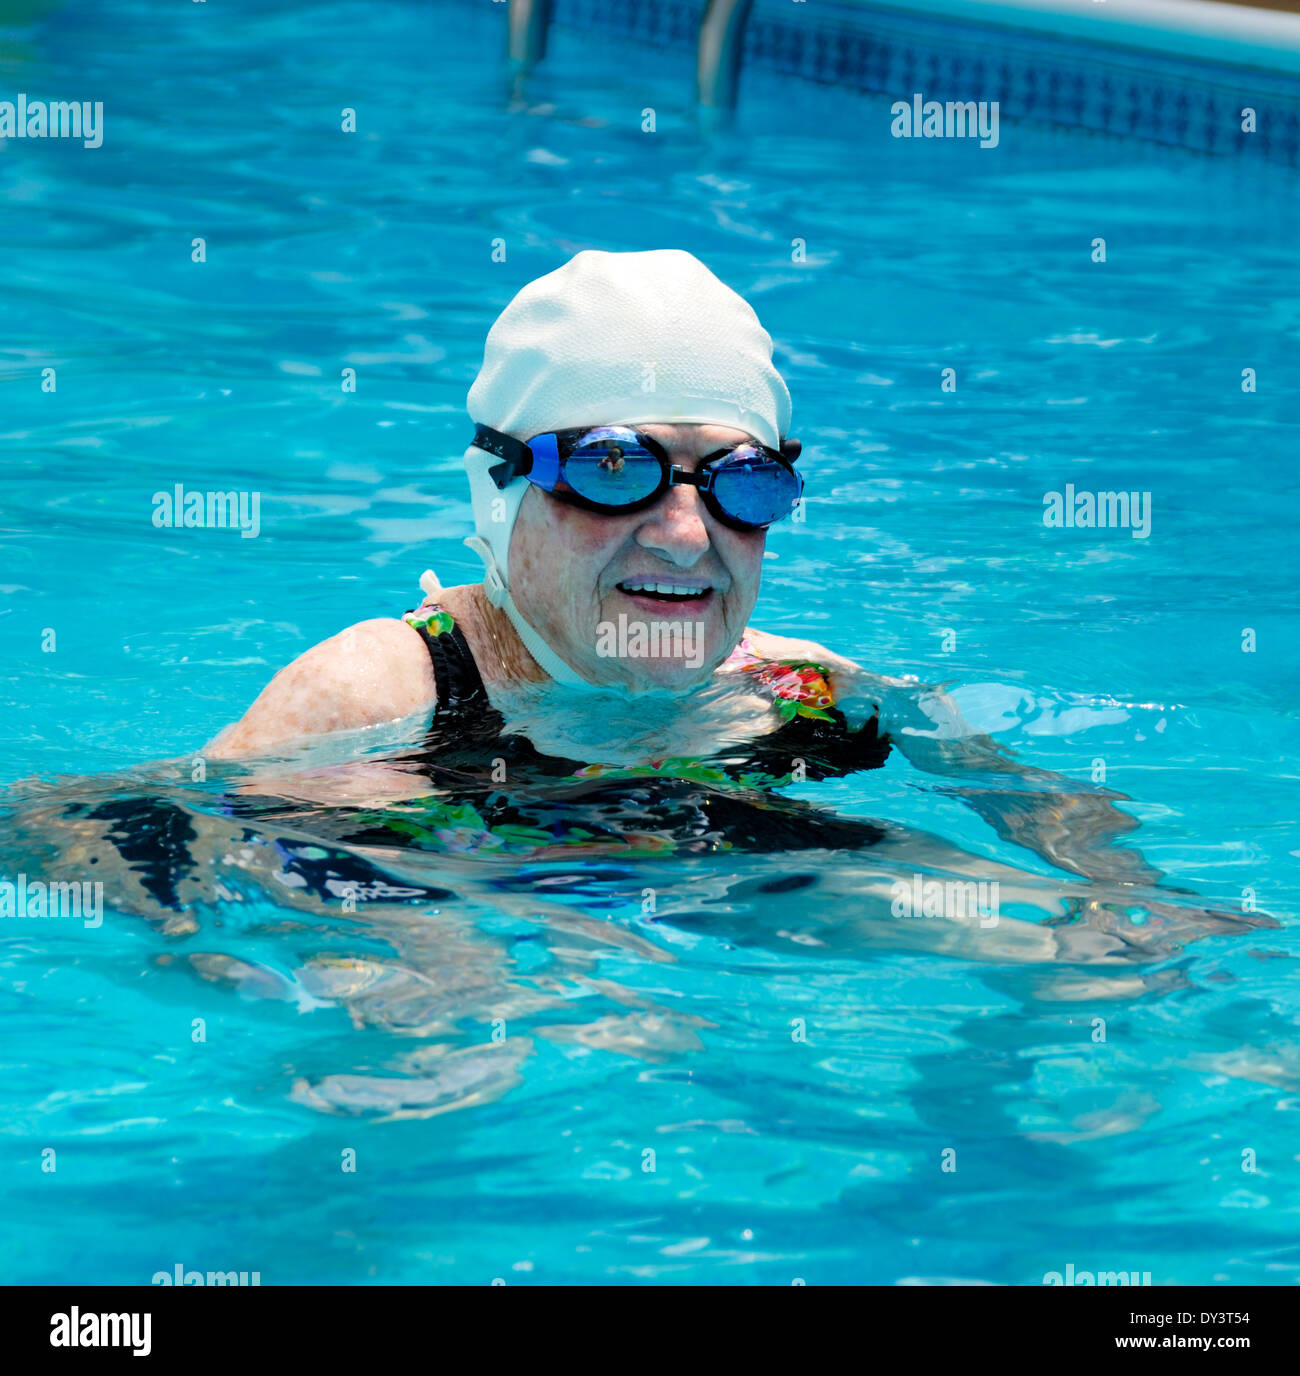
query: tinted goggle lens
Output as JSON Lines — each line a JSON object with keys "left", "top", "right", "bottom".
{"left": 708, "top": 447, "right": 802, "bottom": 527}
{"left": 560, "top": 428, "right": 663, "bottom": 505}
{"left": 554, "top": 429, "right": 801, "bottom": 528}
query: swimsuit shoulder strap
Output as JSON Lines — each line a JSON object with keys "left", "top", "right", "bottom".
{"left": 724, "top": 637, "right": 893, "bottom": 779}
{"left": 401, "top": 603, "right": 499, "bottom": 732}
{"left": 757, "top": 705, "right": 892, "bottom": 778}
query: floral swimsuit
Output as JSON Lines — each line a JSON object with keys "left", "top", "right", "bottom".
{"left": 367, "top": 602, "right": 894, "bottom": 859}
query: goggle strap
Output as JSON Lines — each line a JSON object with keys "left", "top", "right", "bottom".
{"left": 473, "top": 424, "right": 533, "bottom": 488}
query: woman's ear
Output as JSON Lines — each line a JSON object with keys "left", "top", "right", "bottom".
{"left": 780, "top": 437, "right": 802, "bottom": 461}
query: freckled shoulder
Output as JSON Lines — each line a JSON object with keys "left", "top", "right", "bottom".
{"left": 207, "top": 617, "right": 436, "bottom": 759}
{"left": 741, "top": 627, "right": 859, "bottom": 676}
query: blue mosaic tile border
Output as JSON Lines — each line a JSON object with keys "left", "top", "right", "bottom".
{"left": 546, "top": 0, "right": 1300, "bottom": 165}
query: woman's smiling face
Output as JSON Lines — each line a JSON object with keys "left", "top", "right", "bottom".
{"left": 506, "top": 422, "right": 768, "bottom": 690}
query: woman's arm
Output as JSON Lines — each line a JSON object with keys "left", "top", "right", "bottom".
{"left": 206, "top": 618, "right": 436, "bottom": 760}
{"left": 748, "top": 629, "right": 1164, "bottom": 887}
{"left": 868, "top": 674, "right": 1166, "bottom": 886}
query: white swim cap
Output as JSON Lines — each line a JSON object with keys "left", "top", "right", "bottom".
{"left": 459, "top": 248, "right": 792, "bottom": 685}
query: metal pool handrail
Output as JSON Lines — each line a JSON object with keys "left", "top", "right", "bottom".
{"left": 506, "top": 0, "right": 1300, "bottom": 111}
{"left": 508, "top": 0, "right": 553, "bottom": 71}
{"left": 697, "top": 0, "right": 757, "bottom": 112}
{"left": 506, "top": 0, "right": 758, "bottom": 113}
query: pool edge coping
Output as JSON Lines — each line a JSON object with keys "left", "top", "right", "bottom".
{"left": 849, "top": 0, "right": 1300, "bottom": 77}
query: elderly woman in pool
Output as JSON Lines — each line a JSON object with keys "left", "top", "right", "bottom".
{"left": 209, "top": 249, "right": 1158, "bottom": 887}
{"left": 214, "top": 417, "right": 837, "bottom": 756}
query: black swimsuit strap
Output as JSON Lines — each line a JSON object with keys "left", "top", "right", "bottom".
{"left": 404, "top": 606, "right": 504, "bottom": 737}
{"left": 744, "top": 706, "right": 891, "bottom": 780}
{"left": 401, "top": 603, "right": 891, "bottom": 780}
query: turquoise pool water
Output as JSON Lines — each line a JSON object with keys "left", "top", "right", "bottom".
{"left": 3, "top": 0, "right": 1299, "bottom": 1284}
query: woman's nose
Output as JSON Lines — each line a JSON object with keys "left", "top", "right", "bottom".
{"left": 635, "top": 483, "right": 712, "bottom": 563}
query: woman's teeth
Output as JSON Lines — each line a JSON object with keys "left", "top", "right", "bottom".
{"left": 619, "top": 581, "right": 709, "bottom": 600}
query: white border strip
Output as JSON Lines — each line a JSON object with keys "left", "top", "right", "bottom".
{"left": 849, "top": 0, "right": 1300, "bottom": 77}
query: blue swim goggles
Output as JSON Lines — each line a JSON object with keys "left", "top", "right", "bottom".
{"left": 472, "top": 423, "right": 804, "bottom": 532}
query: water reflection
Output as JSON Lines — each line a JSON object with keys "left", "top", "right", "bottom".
{"left": 1, "top": 741, "right": 1275, "bottom": 1128}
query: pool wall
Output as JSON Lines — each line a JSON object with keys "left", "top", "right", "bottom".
{"left": 475, "top": 0, "right": 1300, "bottom": 164}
